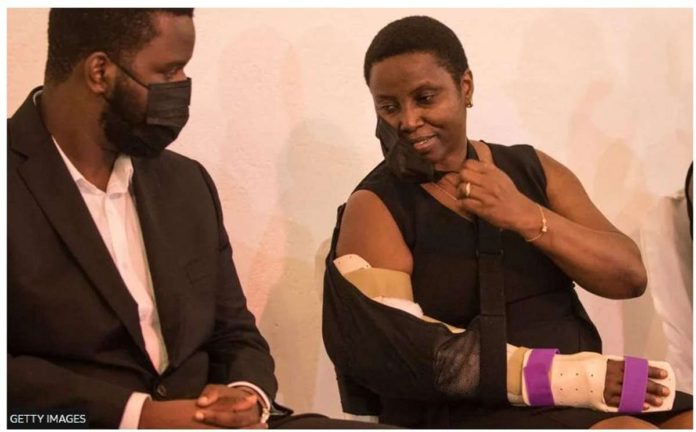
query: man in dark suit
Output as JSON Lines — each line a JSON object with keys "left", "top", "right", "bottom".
{"left": 8, "top": 9, "right": 377, "bottom": 429}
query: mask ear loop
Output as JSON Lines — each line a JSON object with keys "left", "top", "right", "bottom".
{"left": 99, "top": 59, "right": 149, "bottom": 124}
{"left": 110, "top": 58, "right": 149, "bottom": 89}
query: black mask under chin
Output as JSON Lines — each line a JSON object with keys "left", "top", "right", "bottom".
{"left": 102, "top": 64, "right": 191, "bottom": 158}
{"left": 376, "top": 117, "right": 447, "bottom": 183}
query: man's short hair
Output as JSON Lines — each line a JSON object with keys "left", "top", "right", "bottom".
{"left": 363, "top": 15, "right": 469, "bottom": 86}
{"left": 45, "top": 8, "right": 194, "bottom": 84}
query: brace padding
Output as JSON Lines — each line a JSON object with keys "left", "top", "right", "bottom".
{"left": 508, "top": 347, "right": 529, "bottom": 396}
{"left": 335, "top": 254, "right": 464, "bottom": 334}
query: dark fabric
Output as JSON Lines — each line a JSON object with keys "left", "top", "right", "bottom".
{"left": 323, "top": 143, "right": 692, "bottom": 428}
{"left": 435, "top": 391, "right": 693, "bottom": 429}
{"left": 270, "top": 413, "right": 396, "bottom": 429}
{"left": 468, "top": 143, "right": 508, "bottom": 407}
{"left": 323, "top": 257, "right": 484, "bottom": 404}
{"left": 8, "top": 88, "right": 277, "bottom": 428}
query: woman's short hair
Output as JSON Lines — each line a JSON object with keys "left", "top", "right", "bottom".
{"left": 45, "top": 8, "right": 194, "bottom": 84}
{"left": 363, "top": 15, "right": 469, "bottom": 87}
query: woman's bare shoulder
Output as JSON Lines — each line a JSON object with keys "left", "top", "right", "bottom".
{"left": 337, "top": 189, "right": 413, "bottom": 274}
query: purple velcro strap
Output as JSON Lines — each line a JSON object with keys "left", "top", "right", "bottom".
{"left": 618, "top": 356, "right": 649, "bottom": 413}
{"left": 523, "top": 348, "right": 560, "bottom": 406}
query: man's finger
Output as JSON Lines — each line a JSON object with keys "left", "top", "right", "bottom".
{"left": 204, "top": 393, "right": 257, "bottom": 412}
{"left": 230, "top": 394, "right": 258, "bottom": 411}
{"left": 197, "top": 386, "right": 221, "bottom": 407}
{"left": 195, "top": 408, "right": 258, "bottom": 428}
{"left": 213, "top": 395, "right": 258, "bottom": 411}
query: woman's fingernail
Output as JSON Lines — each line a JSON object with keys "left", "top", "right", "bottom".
{"left": 195, "top": 411, "right": 204, "bottom": 421}
{"left": 198, "top": 396, "right": 208, "bottom": 404}
{"left": 662, "top": 387, "right": 670, "bottom": 396}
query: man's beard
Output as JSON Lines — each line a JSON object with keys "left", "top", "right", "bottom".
{"left": 101, "top": 77, "right": 174, "bottom": 158}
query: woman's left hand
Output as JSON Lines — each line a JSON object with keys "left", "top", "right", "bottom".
{"left": 455, "top": 159, "right": 537, "bottom": 232}
{"left": 604, "top": 359, "right": 670, "bottom": 410}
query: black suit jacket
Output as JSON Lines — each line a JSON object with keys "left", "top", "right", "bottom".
{"left": 8, "top": 88, "right": 278, "bottom": 427}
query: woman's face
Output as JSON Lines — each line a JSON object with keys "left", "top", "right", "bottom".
{"left": 368, "top": 51, "right": 473, "bottom": 172}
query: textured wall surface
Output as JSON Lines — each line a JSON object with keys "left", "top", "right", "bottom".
{"left": 7, "top": 8, "right": 692, "bottom": 416}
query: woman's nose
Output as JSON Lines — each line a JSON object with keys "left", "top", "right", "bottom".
{"left": 399, "top": 105, "right": 424, "bottom": 133}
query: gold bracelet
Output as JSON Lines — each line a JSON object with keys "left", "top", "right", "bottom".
{"left": 525, "top": 204, "right": 548, "bottom": 243}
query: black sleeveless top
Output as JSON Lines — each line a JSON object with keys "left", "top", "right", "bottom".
{"left": 355, "top": 143, "right": 601, "bottom": 354}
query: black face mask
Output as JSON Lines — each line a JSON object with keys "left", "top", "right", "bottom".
{"left": 375, "top": 117, "right": 444, "bottom": 183}
{"left": 376, "top": 117, "right": 477, "bottom": 183}
{"left": 102, "top": 63, "right": 191, "bottom": 158}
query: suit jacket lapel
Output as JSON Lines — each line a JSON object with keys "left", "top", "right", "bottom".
{"left": 11, "top": 90, "right": 151, "bottom": 366}
{"left": 131, "top": 159, "right": 183, "bottom": 368}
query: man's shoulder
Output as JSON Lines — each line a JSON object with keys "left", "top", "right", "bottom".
{"left": 144, "top": 149, "right": 206, "bottom": 175}
{"left": 135, "top": 149, "right": 216, "bottom": 190}
{"left": 156, "top": 148, "right": 199, "bottom": 166}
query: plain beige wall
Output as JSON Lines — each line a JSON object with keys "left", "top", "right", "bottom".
{"left": 7, "top": 8, "right": 693, "bottom": 415}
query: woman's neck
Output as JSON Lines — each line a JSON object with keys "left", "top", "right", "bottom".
{"left": 434, "top": 139, "right": 470, "bottom": 173}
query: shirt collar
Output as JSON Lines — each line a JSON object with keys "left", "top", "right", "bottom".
{"left": 53, "top": 139, "right": 134, "bottom": 195}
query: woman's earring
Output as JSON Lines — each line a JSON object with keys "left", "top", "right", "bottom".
{"left": 466, "top": 101, "right": 473, "bottom": 108}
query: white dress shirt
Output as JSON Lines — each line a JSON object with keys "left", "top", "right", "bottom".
{"left": 53, "top": 142, "right": 166, "bottom": 428}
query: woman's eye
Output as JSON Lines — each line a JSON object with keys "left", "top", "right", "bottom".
{"left": 417, "top": 94, "right": 434, "bottom": 104}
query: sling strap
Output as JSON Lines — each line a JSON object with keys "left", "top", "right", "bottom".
{"left": 468, "top": 143, "right": 509, "bottom": 406}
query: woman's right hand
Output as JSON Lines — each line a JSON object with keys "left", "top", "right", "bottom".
{"left": 604, "top": 359, "right": 670, "bottom": 410}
